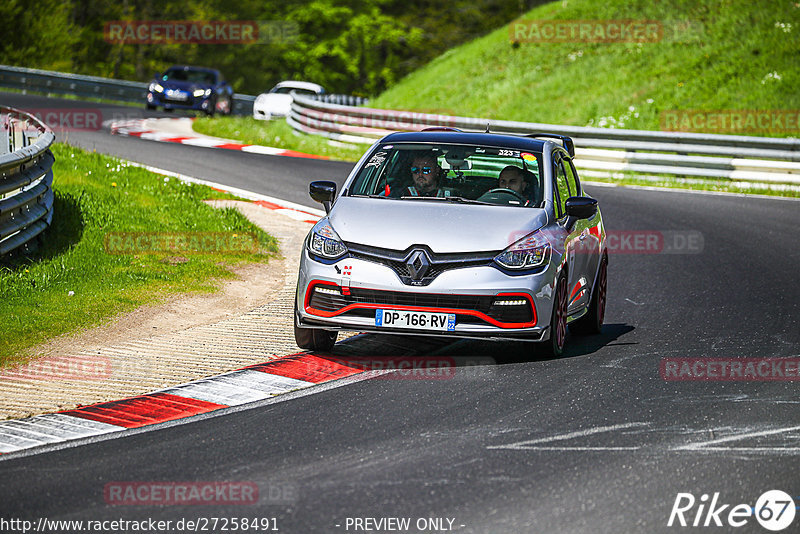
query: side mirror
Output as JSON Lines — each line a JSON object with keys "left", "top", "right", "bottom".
{"left": 565, "top": 196, "right": 597, "bottom": 219}
{"left": 310, "top": 181, "right": 337, "bottom": 213}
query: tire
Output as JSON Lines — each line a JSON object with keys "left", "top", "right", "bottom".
{"left": 540, "top": 273, "right": 568, "bottom": 357}
{"left": 294, "top": 323, "right": 337, "bottom": 351}
{"left": 205, "top": 97, "right": 217, "bottom": 117}
{"left": 145, "top": 103, "right": 156, "bottom": 111}
{"left": 572, "top": 254, "right": 608, "bottom": 335}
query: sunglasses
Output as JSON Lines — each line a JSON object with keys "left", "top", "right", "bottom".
{"left": 410, "top": 166, "right": 433, "bottom": 175}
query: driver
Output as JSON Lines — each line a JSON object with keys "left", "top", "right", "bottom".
{"left": 404, "top": 153, "right": 451, "bottom": 197}
{"left": 498, "top": 165, "right": 529, "bottom": 197}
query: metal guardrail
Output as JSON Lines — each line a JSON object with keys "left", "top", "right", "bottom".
{"left": 0, "top": 65, "right": 256, "bottom": 116}
{"left": 0, "top": 65, "right": 364, "bottom": 118}
{"left": 288, "top": 94, "right": 800, "bottom": 186}
{"left": 314, "top": 94, "right": 369, "bottom": 107}
{"left": 0, "top": 107, "right": 55, "bottom": 256}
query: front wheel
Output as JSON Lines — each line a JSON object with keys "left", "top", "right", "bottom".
{"left": 205, "top": 97, "right": 217, "bottom": 117}
{"left": 294, "top": 323, "right": 337, "bottom": 351}
{"left": 572, "top": 254, "right": 607, "bottom": 335}
{"left": 539, "top": 273, "right": 568, "bottom": 357}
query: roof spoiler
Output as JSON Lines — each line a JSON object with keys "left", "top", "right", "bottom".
{"left": 525, "top": 133, "right": 575, "bottom": 157}
{"left": 421, "top": 127, "right": 463, "bottom": 132}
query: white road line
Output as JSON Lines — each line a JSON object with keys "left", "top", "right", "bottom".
{"left": 673, "top": 424, "right": 800, "bottom": 451}
{"left": 119, "top": 160, "right": 324, "bottom": 217}
{"left": 241, "top": 145, "right": 285, "bottom": 155}
{"left": 508, "top": 447, "right": 641, "bottom": 451}
{"left": 179, "top": 137, "right": 228, "bottom": 147}
{"left": 677, "top": 447, "right": 800, "bottom": 454}
{"left": 487, "top": 422, "right": 650, "bottom": 450}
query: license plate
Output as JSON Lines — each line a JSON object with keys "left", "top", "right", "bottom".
{"left": 165, "top": 90, "right": 188, "bottom": 101}
{"left": 375, "top": 309, "right": 456, "bottom": 331}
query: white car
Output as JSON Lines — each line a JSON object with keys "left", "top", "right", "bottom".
{"left": 253, "top": 81, "right": 325, "bottom": 120}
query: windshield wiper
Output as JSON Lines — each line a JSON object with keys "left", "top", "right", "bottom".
{"left": 350, "top": 194, "right": 391, "bottom": 199}
{"left": 400, "top": 196, "right": 492, "bottom": 205}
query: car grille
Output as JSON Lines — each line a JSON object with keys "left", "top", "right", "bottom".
{"left": 346, "top": 242, "right": 497, "bottom": 286}
{"left": 308, "top": 286, "right": 533, "bottom": 325}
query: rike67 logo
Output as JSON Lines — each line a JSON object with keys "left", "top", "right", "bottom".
{"left": 668, "top": 490, "right": 796, "bottom": 531}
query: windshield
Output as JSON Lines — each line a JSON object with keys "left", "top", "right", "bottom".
{"left": 348, "top": 143, "right": 544, "bottom": 207}
{"left": 272, "top": 86, "right": 319, "bottom": 95}
{"left": 162, "top": 68, "right": 217, "bottom": 84}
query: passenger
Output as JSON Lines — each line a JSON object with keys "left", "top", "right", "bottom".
{"left": 404, "top": 153, "right": 451, "bottom": 197}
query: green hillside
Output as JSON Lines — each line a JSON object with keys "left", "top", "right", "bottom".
{"left": 371, "top": 0, "right": 799, "bottom": 135}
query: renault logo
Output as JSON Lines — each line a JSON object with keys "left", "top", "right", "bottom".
{"left": 406, "top": 250, "right": 431, "bottom": 280}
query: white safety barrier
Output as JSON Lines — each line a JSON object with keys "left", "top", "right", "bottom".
{"left": 287, "top": 94, "right": 800, "bottom": 186}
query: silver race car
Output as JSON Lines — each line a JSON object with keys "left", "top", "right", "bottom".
{"left": 294, "top": 130, "right": 608, "bottom": 356}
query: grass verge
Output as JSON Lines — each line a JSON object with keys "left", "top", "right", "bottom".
{"left": 192, "top": 116, "right": 366, "bottom": 162}
{"left": 372, "top": 0, "right": 798, "bottom": 136}
{"left": 0, "top": 143, "right": 279, "bottom": 366}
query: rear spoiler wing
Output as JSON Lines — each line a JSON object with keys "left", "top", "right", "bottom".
{"left": 524, "top": 133, "right": 575, "bottom": 157}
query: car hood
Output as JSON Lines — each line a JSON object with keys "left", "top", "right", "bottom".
{"left": 256, "top": 93, "right": 292, "bottom": 105}
{"left": 329, "top": 196, "right": 548, "bottom": 253}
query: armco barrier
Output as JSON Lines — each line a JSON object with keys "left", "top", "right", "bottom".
{"left": 0, "top": 65, "right": 256, "bottom": 116}
{"left": 0, "top": 65, "right": 364, "bottom": 119}
{"left": 288, "top": 94, "right": 800, "bottom": 186}
{"left": 0, "top": 107, "right": 55, "bottom": 256}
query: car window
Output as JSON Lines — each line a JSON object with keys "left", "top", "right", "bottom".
{"left": 273, "top": 86, "right": 320, "bottom": 95}
{"left": 553, "top": 156, "right": 570, "bottom": 217}
{"left": 563, "top": 156, "right": 580, "bottom": 196}
{"left": 347, "top": 143, "right": 543, "bottom": 207}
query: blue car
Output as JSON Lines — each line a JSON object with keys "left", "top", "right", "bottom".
{"left": 146, "top": 65, "right": 234, "bottom": 116}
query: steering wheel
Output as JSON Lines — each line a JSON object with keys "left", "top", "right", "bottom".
{"left": 484, "top": 188, "right": 526, "bottom": 203}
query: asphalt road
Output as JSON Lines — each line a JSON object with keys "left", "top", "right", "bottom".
{"left": 2, "top": 92, "right": 800, "bottom": 533}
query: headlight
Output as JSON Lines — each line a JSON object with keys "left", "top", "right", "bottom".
{"left": 193, "top": 88, "right": 208, "bottom": 97}
{"left": 494, "top": 229, "right": 550, "bottom": 270}
{"left": 307, "top": 219, "right": 347, "bottom": 259}
{"left": 150, "top": 83, "right": 164, "bottom": 93}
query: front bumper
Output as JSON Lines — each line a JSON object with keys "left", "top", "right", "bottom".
{"left": 253, "top": 104, "right": 287, "bottom": 120}
{"left": 147, "top": 91, "right": 212, "bottom": 111}
{"left": 296, "top": 248, "right": 558, "bottom": 341}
